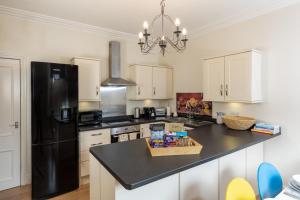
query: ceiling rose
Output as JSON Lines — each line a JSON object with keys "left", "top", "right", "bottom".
{"left": 138, "top": 0, "right": 188, "bottom": 55}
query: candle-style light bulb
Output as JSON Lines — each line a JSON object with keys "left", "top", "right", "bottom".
{"left": 143, "top": 21, "right": 149, "bottom": 30}
{"left": 138, "top": 32, "right": 143, "bottom": 39}
{"left": 182, "top": 28, "right": 187, "bottom": 36}
{"left": 161, "top": 36, "right": 165, "bottom": 41}
{"left": 175, "top": 18, "right": 181, "bottom": 27}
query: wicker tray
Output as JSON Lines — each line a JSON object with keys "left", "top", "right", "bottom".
{"left": 145, "top": 137, "right": 203, "bottom": 157}
{"left": 222, "top": 115, "right": 256, "bottom": 130}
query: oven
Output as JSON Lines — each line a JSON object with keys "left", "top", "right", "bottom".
{"left": 111, "top": 125, "right": 140, "bottom": 143}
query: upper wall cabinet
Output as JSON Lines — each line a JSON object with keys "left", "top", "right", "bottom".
{"left": 127, "top": 65, "right": 173, "bottom": 100}
{"left": 203, "top": 50, "right": 262, "bottom": 103}
{"left": 152, "top": 67, "right": 173, "bottom": 99}
{"left": 72, "top": 57, "right": 101, "bottom": 101}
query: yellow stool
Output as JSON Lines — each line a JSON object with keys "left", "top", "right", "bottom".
{"left": 226, "top": 178, "right": 256, "bottom": 200}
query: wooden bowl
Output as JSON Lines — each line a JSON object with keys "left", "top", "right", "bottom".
{"left": 222, "top": 116, "right": 256, "bottom": 130}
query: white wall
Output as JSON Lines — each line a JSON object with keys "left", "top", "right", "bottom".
{"left": 0, "top": 13, "right": 164, "bottom": 184}
{"left": 164, "top": 3, "right": 300, "bottom": 183}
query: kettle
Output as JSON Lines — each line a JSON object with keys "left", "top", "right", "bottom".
{"left": 134, "top": 107, "right": 140, "bottom": 119}
{"left": 216, "top": 112, "right": 225, "bottom": 124}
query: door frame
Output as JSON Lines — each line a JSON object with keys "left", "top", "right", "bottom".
{"left": 0, "top": 53, "right": 29, "bottom": 186}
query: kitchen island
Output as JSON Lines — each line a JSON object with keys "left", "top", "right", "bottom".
{"left": 89, "top": 124, "right": 279, "bottom": 200}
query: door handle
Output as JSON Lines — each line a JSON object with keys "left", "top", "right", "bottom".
{"left": 96, "top": 86, "right": 99, "bottom": 96}
{"left": 91, "top": 142, "right": 103, "bottom": 146}
{"left": 9, "top": 122, "right": 19, "bottom": 129}
{"left": 225, "top": 84, "right": 228, "bottom": 96}
{"left": 138, "top": 87, "right": 141, "bottom": 95}
{"left": 91, "top": 133, "right": 103, "bottom": 136}
{"left": 153, "top": 87, "right": 156, "bottom": 95}
{"left": 220, "top": 85, "right": 223, "bottom": 96}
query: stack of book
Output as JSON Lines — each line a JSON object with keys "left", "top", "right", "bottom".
{"left": 251, "top": 123, "right": 281, "bottom": 135}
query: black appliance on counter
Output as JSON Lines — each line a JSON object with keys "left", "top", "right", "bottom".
{"left": 31, "top": 62, "right": 79, "bottom": 199}
{"left": 78, "top": 110, "right": 102, "bottom": 126}
{"left": 143, "top": 107, "right": 156, "bottom": 119}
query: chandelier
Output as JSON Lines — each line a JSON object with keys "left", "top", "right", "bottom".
{"left": 138, "top": 0, "right": 188, "bottom": 55}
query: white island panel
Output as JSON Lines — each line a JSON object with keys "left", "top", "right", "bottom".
{"left": 180, "top": 159, "right": 219, "bottom": 200}
{"left": 115, "top": 174, "right": 179, "bottom": 200}
{"left": 219, "top": 149, "right": 246, "bottom": 200}
{"left": 246, "top": 143, "right": 264, "bottom": 194}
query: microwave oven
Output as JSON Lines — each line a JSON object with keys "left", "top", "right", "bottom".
{"left": 78, "top": 110, "right": 102, "bottom": 126}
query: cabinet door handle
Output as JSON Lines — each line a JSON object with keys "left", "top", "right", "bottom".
{"left": 91, "top": 133, "right": 103, "bottom": 136}
{"left": 91, "top": 142, "right": 103, "bottom": 146}
{"left": 220, "top": 85, "right": 223, "bottom": 96}
{"left": 9, "top": 121, "right": 19, "bottom": 129}
{"left": 96, "top": 86, "right": 99, "bottom": 96}
{"left": 138, "top": 87, "right": 141, "bottom": 95}
{"left": 225, "top": 84, "right": 228, "bottom": 96}
{"left": 153, "top": 87, "right": 156, "bottom": 95}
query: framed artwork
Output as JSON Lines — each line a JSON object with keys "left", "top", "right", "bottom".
{"left": 176, "top": 93, "right": 212, "bottom": 116}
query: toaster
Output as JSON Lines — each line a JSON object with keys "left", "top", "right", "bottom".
{"left": 155, "top": 107, "right": 167, "bottom": 117}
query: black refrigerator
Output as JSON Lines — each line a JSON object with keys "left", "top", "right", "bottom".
{"left": 31, "top": 62, "right": 79, "bottom": 199}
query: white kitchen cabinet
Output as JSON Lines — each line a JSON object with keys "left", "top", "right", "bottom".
{"left": 79, "top": 128, "right": 110, "bottom": 184}
{"left": 127, "top": 65, "right": 153, "bottom": 99}
{"left": 180, "top": 159, "right": 219, "bottom": 200}
{"left": 72, "top": 57, "right": 101, "bottom": 101}
{"left": 127, "top": 65, "right": 173, "bottom": 100}
{"left": 225, "top": 51, "right": 262, "bottom": 102}
{"left": 203, "top": 50, "right": 262, "bottom": 103}
{"left": 152, "top": 67, "right": 173, "bottom": 99}
{"left": 203, "top": 57, "right": 225, "bottom": 101}
{"left": 219, "top": 149, "right": 246, "bottom": 200}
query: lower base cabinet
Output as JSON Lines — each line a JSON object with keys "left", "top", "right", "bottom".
{"left": 79, "top": 128, "right": 111, "bottom": 185}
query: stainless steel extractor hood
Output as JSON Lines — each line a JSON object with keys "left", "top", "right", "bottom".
{"left": 101, "top": 41, "right": 136, "bottom": 86}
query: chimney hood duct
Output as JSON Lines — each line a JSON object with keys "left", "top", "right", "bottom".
{"left": 101, "top": 41, "right": 136, "bottom": 86}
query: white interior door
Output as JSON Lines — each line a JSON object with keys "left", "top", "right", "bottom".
{"left": 0, "top": 58, "right": 20, "bottom": 191}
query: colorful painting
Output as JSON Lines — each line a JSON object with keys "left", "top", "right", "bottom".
{"left": 176, "top": 93, "right": 212, "bottom": 116}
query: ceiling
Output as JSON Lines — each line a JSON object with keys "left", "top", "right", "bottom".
{"left": 0, "top": 0, "right": 299, "bottom": 36}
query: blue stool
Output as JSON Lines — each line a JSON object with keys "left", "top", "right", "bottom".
{"left": 257, "top": 162, "right": 283, "bottom": 199}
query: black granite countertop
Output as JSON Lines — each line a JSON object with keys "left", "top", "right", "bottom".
{"left": 89, "top": 124, "right": 280, "bottom": 190}
{"left": 78, "top": 116, "right": 214, "bottom": 132}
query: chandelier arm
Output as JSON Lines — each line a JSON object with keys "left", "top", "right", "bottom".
{"left": 164, "top": 14, "right": 176, "bottom": 26}
{"left": 168, "top": 33, "right": 181, "bottom": 47}
{"left": 141, "top": 37, "right": 160, "bottom": 54}
{"left": 165, "top": 37, "right": 184, "bottom": 52}
{"left": 164, "top": 14, "right": 183, "bottom": 44}
{"left": 149, "top": 14, "right": 162, "bottom": 33}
